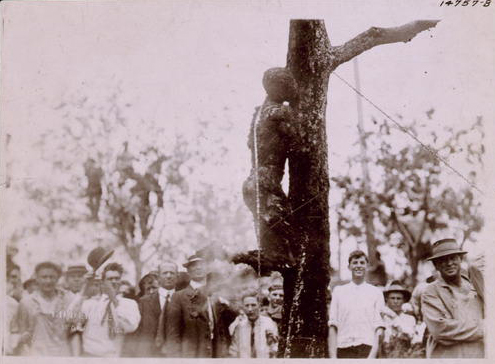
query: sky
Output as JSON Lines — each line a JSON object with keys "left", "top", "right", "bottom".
{"left": 1, "top": 0, "right": 494, "bottom": 282}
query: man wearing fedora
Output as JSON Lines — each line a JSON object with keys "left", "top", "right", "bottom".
{"left": 130, "top": 261, "right": 179, "bottom": 357}
{"left": 380, "top": 281, "right": 421, "bottom": 358}
{"left": 166, "top": 255, "right": 236, "bottom": 358}
{"left": 421, "top": 238, "right": 484, "bottom": 358}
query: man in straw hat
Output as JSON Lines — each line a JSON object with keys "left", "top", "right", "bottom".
{"left": 380, "top": 281, "right": 420, "bottom": 358}
{"left": 65, "top": 265, "right": 88, "bottom": 294}
{"left": 166, "top": 254, "right": 236, "bottom": 357}
{"left": 420, "top": 238, "right": 484, "bottom": 358}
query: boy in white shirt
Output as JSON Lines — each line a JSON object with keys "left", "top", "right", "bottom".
{"left": 328, "top": 250, "right": 385, "bottom": 358}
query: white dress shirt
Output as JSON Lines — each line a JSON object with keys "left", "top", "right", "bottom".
{"left": 158, "top": 287, "right": 174, "bottom": 308}
{"left": 189, "top": 279, "right": 206, "bottom": 290}
{"left": 80, "top": 294, "right": 140, "bottom": 357}
{"left": 329, "top": 281, "right": 385, "bottom": 348}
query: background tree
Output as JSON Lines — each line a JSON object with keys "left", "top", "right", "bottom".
{"left": 20, "top": 90, "right": 196, "bottom": 282}
{"left": 14, "top": 88, "right": 255, "bottom": 283}
{"left": 332, "top": 113, "right": 484, "bottom": 285}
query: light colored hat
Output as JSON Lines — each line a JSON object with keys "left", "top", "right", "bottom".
{"left": 427, "top": 238, "right": 467, "bottom": 261}
{"left": 183, "top": 254, "right": 204, "bottom": 268}
{"left": 66, "top": 265, "right": 88, "bottom": 275}
{"left": 383, "top": 282, "right": 411, "bottom": 302}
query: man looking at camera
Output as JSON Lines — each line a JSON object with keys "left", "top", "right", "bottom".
{"left": 328, "top": 250, "right": 384, "bottom": 358}
{"left": 421, "top": 238, "right": 484, "bottom": 358}
{"left": 76, "top": 262, "right": 140, "bottom": 357}
{"left": 17, "top": 262, "right": 75, "bottom": 356}
{"left": 132, "top": 261, "right": 179, "bottom": 357}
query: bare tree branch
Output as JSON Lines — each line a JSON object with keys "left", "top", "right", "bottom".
{"left": 391, "top": 209, "right": 416, "bottom": 249}
{"left": 330, "top": 20, "right": 440, "bottom": 68}
{"left": 416, "top": 177, "right": 431, "bottom": 244}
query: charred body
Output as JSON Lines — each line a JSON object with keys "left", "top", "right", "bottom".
{"left": 242, "top": 67, "right": 300, "bottom": 269}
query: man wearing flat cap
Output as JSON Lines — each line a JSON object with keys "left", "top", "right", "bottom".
{"left": 420, "top": 238, "right": 484, "bottom": 358}
{"left": 166, "top": 255, "right": 236, "bottom": 358}
{"left": 65, "top": 265, "right": 88, "bottom": 294}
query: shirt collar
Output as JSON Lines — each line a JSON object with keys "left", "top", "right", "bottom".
{"left": 349, "top": 280, "right": 368, "bottom": 288}
{"left": 158, "top": 287, "right": 174, "bottom": 296}
{"left": 190, "top": 279, "right": 206, "bottom": 290}
{"left": 436, "top": 271, "right": 470, "bottom": 287}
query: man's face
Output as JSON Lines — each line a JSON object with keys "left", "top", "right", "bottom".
{"left": 36, "top": 268, "right": 60, "bottom": 295}
{"left": 66, "top": 273, "right": 86, "bottom": 293}
{"left": 143, "top": 276, "right": 159, "bottom": 295}
{"left": 26, "top": 282, "right": 38, "bottom": 294}
{"left": 386, "top": 292, "right": 405, "bottom": 313}
{"left": 159, "top": 263, "right": 178, "bottom": 290}
{"left": 187, "top": 261, "right": 206, "bottom": 282}
{"left": 104, "top": 270, "right": 122, "bottom": 291}
{"left": 348, "top": 256, "right": 368, "bottom": 280}
{"left": 269, "top": 289, "right": 284, "bottom": 307}
{"left": 8, "top": 268, "right": 21, "bottom": 286}
{"left": 434, "top": 254, "right": 462, "bottom": 280}
{"left": 243, "top": 296, "right": 260, "bottom": 322}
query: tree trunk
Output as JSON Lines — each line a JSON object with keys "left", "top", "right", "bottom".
{"left": 280, "top": 20, "right": 331, "bottom": 358}
{"left": 238, "top": 18, "right": 439, "bottom": 358}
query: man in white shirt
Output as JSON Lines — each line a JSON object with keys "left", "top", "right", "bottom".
{"left": 328, "top": 250, "right": 385, "bottom": 358}
{"left": 78, "top": 262, "right": 140, "bottom": 357}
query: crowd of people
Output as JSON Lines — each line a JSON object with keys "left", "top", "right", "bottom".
{"left": 5, "top": 238, "right": 484, "bottom": 358}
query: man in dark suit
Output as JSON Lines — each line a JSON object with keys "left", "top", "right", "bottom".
{"left": 166, "top": 255, "right": 237, "bottom": 358}
{"left": 130, "top": 262, "right": 178, "bottom": 357}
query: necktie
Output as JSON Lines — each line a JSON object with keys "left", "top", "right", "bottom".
{"left": 102, "top": 300, "right": 116, "bottom": 339}
{"left": 156, "top": 293, "right": 170, "bottom": 347}
{"left": 250, "top": 320, "right": 256, "bottom": 358}
{"left": 207, "top": 297, "right": 214, "bottom": 340}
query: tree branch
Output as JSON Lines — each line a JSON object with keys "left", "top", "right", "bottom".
{"left": 330, "top": 20, "right": 440, "bottom": 68}
{"left": 391, "top": 209, "right": 416, "bottom": 249}
{"left": 416, "top": 177, "right": 431, "bottom": 244}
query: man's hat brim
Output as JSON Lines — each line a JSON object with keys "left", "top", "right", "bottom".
{"left": 383, "top": 287, "right": 411, "bottom": 302}
{"left": 183, "top": 257, "right": 204, "bottom": 268}
{"left": 427, "top": 250, "right": 467, "bottom": 261}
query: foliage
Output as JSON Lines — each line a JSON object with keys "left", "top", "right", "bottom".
{"left": 17, "top": 89, "right": 254, "bottom": 282}
{"left": 332, "top": 111, "right": 484, "bottom": 284}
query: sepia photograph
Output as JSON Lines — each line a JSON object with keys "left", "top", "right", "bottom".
{"left": 1, "top": 0, "right": 494, "bottom": 360}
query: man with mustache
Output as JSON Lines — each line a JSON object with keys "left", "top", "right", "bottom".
{"left": 166, "top": 255, "right": 236, "bottom": 358}
{"left": 421, "top": 238, "right": 484, "bottom": 358}
{"left": 328, "top": 250, "right": 385, "bottom": 358}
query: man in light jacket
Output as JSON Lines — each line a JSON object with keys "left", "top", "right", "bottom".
{"left": 421, "top": 238, "right": 484, "bottom": 358}
{"left": 229, "top": 292, "right": 278, "bottom": 358}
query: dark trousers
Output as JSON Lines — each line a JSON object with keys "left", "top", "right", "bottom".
{"left": 337, "top": 344, "right": 372, "bottom": 358}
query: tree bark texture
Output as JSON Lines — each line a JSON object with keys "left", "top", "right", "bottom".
{"left": 240, "top": 18, "right": 439, "bottom": 358}
{"left": 279, "top": 20, "right": 331, "bottom": 358}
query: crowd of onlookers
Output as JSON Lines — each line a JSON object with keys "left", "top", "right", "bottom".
{"left": 4, "top": 238, "right": 484, "bottom": 358}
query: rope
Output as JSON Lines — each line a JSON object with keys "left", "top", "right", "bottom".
{"left": 332, "top": 71, "right": 484, "bottom": 195}
{"left": 252, "top": 104, "right": 263, "bottom": 296}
